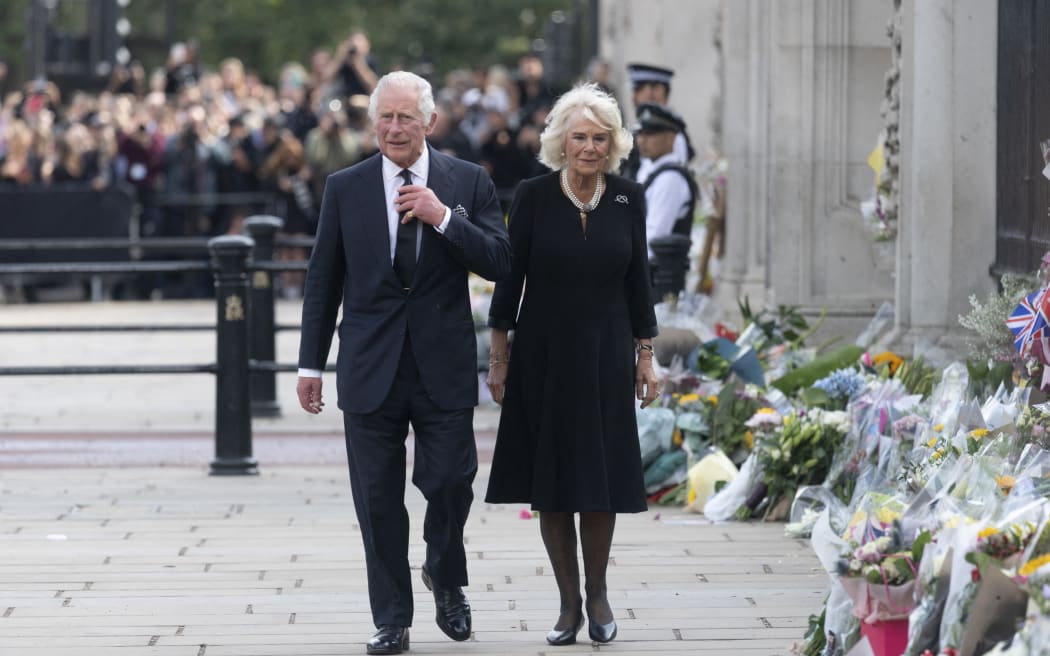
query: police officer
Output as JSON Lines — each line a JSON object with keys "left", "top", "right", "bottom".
{"left": 622, "top": 63, "right": 695, "bottom": 180}
{"left": 634, "top": 103, "right": 697, "bottom": 261}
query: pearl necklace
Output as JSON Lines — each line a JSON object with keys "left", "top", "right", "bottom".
{"left": 560, "top": 168, "right": 605, "bottom": 237}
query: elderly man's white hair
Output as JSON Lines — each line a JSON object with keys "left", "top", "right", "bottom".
{"left": 368, "top": 71, "right": 436, "bottom": 124}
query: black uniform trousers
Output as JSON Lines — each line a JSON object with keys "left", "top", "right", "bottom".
{"left": 342, "top": 334, "right": 477, "bottom": 628}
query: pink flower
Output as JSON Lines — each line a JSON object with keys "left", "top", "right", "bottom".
{"left": 518, "top": 509, "right": 534, "bottom": 520}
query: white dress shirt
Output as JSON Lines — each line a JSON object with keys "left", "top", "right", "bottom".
{"left": 639, "top": 152, "right": 692, "bottom": 260}
{"left": 298, "top": 148, "right": 452, "bottom": 379}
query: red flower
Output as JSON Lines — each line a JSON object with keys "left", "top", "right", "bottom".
{"left": 970, "top": 568, "right": 981, "bottom": 583}
{"left": 715, "top": 322, "right": 738, "bottom": 341}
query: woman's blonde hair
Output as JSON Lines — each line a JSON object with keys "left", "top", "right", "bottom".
{"left": 538, "top": 82, "right": 631, "bottom": 173}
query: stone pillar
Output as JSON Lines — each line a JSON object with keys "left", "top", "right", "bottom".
{"left": 895, "top": 0, "right": 997, "bottom": 347}
{"left": 714, "top": 0, "right": 770, "bottom": 312}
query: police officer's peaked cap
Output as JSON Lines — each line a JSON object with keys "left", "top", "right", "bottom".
{"left": 627, "top": 63, "right": 674, "bottom": 88}
{"left": 633, "top": 103, "right": 685, "bottom": 134}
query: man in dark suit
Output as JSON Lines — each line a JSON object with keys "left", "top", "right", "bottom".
{"left": 296, "top": 71, "right": 511, "bottom": 655}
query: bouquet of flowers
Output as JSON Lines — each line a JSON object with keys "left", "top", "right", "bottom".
{"left": 805, "top": 367, "right": 869, "bottom": 411}
{"left": 836, "top": 506, "right": 930, "bottom": 624}
{"left": 707, "top": 381, "right": 765, "bottom": 465}
{"left": 939, "top": 516, "right": 1040, "bottom": 654}
{"left": 752, "top": 411, "right": 845, "bottom": 520}
{"left": 1017, "top": 404, "right": 1050, "bottom": 452}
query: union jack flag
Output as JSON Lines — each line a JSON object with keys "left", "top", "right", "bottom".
{"left": 1007, "top": 288, "right": 1050, "bottom": 355}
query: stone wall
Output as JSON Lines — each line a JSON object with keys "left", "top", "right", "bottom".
{"left": 599, "top": 0, "right": 724, "bottom": 155}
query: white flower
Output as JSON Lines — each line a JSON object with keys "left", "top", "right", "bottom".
{"left": 810, "top": 408, "right": 850, "bottom": 432}
{"left": 745, "top": 409, "right": 782, "bottom": 429}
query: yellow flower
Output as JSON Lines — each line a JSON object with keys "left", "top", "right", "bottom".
{"left": 744, "top": 430, "right": 754, "bottom": 450}
{"left": 672, "top": 428, "right": 683, "bottom": 447}
{"left": 978, "top": 526, "right": 999, "bottom": 539}
{"left": 679, "top": 393, "right": 701, "bottom": 404}
{"left": 874, "top": 507, "right": 901, "bottom": 525}
{"left": 932, "top": 449, "right": 944, "bottom": 461}
{"left": 969, "top": 428, "right": 989, "bottom": 439}
{"left": 927, "top": 438, "right": 938, "bottom": 448}
{"left": 996, "top": 475, "right": 1016, "bottom": 494}
{"left": 872, "top": 351, "right": 904, "bottom": 374}
{"left": 687, "top": 485, "right": 697, "bottom": 506}
{"left": 933, "top": 424, "right": 944, "bottom": 432}
{"left": 706, "top": 395, "right": 719, "bottom": 406}
{"left": 756, "top": 407, "right": 777, "bottom": 415}
{"left": 1019, "top": 553, "right": 1050, "bottom": 577}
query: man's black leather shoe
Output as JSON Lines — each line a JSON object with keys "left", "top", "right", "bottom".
{"left": 421, "top": 567, "right": 472, "bottom": 641}
{"left": 366, "top": 626, "right": 409, "bottom": 655}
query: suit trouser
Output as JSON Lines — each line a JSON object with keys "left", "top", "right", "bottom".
{"left": 342, "top": 338, "right": 477, "bottom": 628}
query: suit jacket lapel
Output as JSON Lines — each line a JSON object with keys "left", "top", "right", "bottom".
{"left": 354, "top": 155, "right": 395, "bottom": 272}
{"left": 419, "top": 146, "right": 455, "bottom": 272}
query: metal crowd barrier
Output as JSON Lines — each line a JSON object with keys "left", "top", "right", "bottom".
{"left": 0, "top": 216, "right": 316, "bottom": 476}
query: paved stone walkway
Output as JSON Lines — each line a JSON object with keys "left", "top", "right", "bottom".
{"left": 0, "top": 465, "right": 823, "bottom": 656}
{"left": 0, "top": 301, "right": 827, "bottom": 654}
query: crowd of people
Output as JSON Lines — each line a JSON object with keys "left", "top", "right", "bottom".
{"left": 0, "top": 31, "right": 720, "bottom": 303}
{"left": 0, "top": 35, "right": 604, "bottom": 244}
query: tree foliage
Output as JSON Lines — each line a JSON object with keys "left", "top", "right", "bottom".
{"left": 2, "top": 0, "right": 575, "bottom": 88}
{"left": 134, "top": 0, "right": 574, "bottom": 83}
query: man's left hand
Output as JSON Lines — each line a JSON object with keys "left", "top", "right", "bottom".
{"left": 397, "top": 185, "right": 447, "bottom": 227}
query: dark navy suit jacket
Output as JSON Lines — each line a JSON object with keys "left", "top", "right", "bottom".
{"left": 298, "top": 147, "right": 511, "bottom": 414}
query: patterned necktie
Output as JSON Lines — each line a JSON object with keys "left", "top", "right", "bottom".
{"left": 393, "top": 168, "right": 416, "bottom": 288}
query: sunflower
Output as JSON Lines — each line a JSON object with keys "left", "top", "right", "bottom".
{"left": 1019, "top": 553, "right": 1050, "bottom": 578}
{"left": 872, "top": 351, "right": 904, "bottom": 375}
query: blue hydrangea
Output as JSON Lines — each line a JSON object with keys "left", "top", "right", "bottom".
{"left": 813, "top": 368, "right": 866, "bottom": 400}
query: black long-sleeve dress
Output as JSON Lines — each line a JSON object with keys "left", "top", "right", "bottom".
{"left": 484, "top": 171, "right": 658, "bottom": 512}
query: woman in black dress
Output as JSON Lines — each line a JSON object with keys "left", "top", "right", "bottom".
{"left": 485, "top": 83, "right": 659, "bottom": 646}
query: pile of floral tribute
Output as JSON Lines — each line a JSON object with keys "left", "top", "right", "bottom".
{"left": 639, "top": 260, "right": 1050, "bottom": 655}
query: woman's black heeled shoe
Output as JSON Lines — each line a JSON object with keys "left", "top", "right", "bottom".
{"left": 546, "top": 615, "right": 584, "bottom": 646}
{"left": 588, "top": 618, "right": 617, "bottom": 643}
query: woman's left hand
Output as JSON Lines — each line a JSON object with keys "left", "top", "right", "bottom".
{"left": 635, "top": 357, "right": 659, "bottom": 409}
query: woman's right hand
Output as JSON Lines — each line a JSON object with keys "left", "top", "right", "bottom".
{"left": 486, "top": 363, "right": 507, "bottom": 405}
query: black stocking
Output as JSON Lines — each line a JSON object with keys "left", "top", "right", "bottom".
{"left": 579, "top": 511, "right": 616, "bottom": 624}
{"left": 539, "top": 511, "right": 582, "bottom": 630}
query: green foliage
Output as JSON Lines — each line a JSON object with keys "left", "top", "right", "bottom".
{"left": 0, "top": 0, "right": 32, "bottom": 82}
{"left": 754, "top": 414, "right": 843, "bottom": 518}
{"left": 799, "top": 605, "right": 827, "bottom": 656}
{"left": 912, "top": 529, "right": 932, "bottom": 564}
{"left": 799, "top": 386, "right": 832, "bottom": 409}
{"left": 958, "top": 272, "right": 1038, "bottom": 363}
{"left": 708, "top": 381, "right": 762, "bottom": 461}
{"left": 770, "top": 345, "right": 865, "bottom": 394}
{"left": 2, "top": 0, "right": 574, "bottom": 88}
{"left": 130, "top": 0, "right": 572, "bottom": 84}
{"left": 965, "top": 359, "right": 1014, "bottom": 400}
{"left": 738, "top": 296, "right": 814, "bottom": 348}
{"left": 695, "top": 341, "right": 731, "bottom": 380}
{"left": 893, "top": 355, "right": 937, "bottom": 398}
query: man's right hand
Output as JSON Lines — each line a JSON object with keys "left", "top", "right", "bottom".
{"left": 485, "top": 365, "right": 507, "bottom": 406}
{"left": 297, "top": 376, "right": 325, "bottom": 414}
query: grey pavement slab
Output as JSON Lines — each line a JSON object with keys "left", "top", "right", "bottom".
{"left": 0, "top": 465, "right": 825, "bottom": 656}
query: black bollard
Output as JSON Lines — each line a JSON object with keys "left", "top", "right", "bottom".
{"left": 208, "top": 235, "right": 258, "bottom": 476}
{"left": 245, "top": 216, "right": 284, "bottom": 418}
{"left": 650, "top": 235, "right": 692, "bottom": 301}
